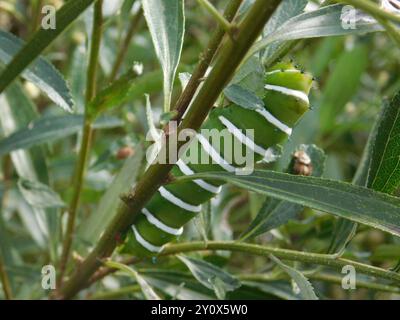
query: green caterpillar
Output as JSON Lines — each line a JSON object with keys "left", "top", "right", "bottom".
{"left": 120, "top": 61, "right": 313, "bottom": 257}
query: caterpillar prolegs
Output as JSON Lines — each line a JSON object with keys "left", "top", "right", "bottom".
{"left": 120, "top": 62, "right": 313, "bottom": 257}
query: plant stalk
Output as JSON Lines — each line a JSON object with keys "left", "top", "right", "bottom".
{"left": 173, "top": 0, "right": 243, "bottom": 123}
{"left": 86, "top": 241, "right": 400, "bottom": 292}
{"left": 57, "top": 0, "right": 281, "bottom": 299}
{"left": 109, "top": 8, "right": 143, "bottom": 82}
{"left": 58, "top": 0, "right": 103, "bottom": 284}
{"left": 239, "top": 273, "right": 400, "bottom": 294}
{"left": 0, "top": 253, "right": 13, "bottom": 299}
{"left": 197, "top": 0, "right": 233, "bottom": 34}
{"left": 161, "top": 241, "right": 400, "bottom": 284}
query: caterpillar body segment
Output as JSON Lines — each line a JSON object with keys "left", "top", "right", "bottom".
{"left": 119, "top": 62, "right": 313, "bottom": 257}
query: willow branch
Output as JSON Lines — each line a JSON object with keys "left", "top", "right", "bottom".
{"left": 57, "top": 0, "right": 282, "bottom": 299}
{"left": 0, "top": 253, "right": 13, "bottom": 299}
{"left": 173, "top": 0, "right": 243, "bottom": 122}
{"left": 109, "top": 8, "right": 143, "bottom": 82}
{"left": 58, "top": 0, "right": 103, "bottom": 284}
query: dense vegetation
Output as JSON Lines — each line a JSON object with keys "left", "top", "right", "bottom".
{"left": 0, "top": 0, "right": 400, "bottom": 300}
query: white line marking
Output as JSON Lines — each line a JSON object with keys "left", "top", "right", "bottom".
{"left": 265, "top": 69, "right": 301, "bottom": 76}
{"left": 159, "top": 186, "right": 202, "bottom": 213}
{"left": 176, "top": 160, "right": 222, "bottom": 194}
{"left": 142, "top": 208, "right": 183, "bottom": 236}
{"left": 218, "top": 115, "right": 272, "bottom": 159}
{"left": 264, "top": 84, "right": 309, "bottom": 105}
{"left": 255, "top": 107, "right": 293, "bottom": 136}
{"left": 196, "top": 134, "right": 236, "bottom": 173}
{"left": 132, "top": 225, "right": 163, "bottom": 253}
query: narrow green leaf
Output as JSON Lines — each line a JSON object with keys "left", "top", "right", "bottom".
{"left": 18, "top": 178, "right": 65, "bottom": 209}
{"left": 248, "top": 4, "right": 383, "bottom": 57}
{"left": 87, "top": 69, "right": 140, "bottom": 118}
{"left": 178, "top": 255, "right": 241, "bottom": 300}
{"left": 0, "top": 81, "right": 56, "bottom": 252}
{"left": 269, "top": 255, "right": 318, "bottom": 300}
{"left": 0, "top": 115, "right": 123, "bottom": 156}
{"left": 329, "top": 92, "right": 400, "bottom": 254}
{"left": 178, "top": 170, "right": 400, "bottom": 236}
{"left": 142, "top": 0, "right": 185, "bottom": 112}
{"left": 241, "top": 145, "right": 326, "bottom": 240}
{"left": 142, "top": 270, "right": 214, "bottom": 300}
{"left": 224, "top": 84, "right": 264, "bottom": 111}
{"left": 240, "top": 281, "right": 300, "bottom": 300}
{"left": 0, "top": 30, "right": 73, "bottom": 112}
{"left": 368, "top": 92, "right": 400, "bottom": 194}
{"left": 261, "top": 0, "right": 308, "bottom": 61}
{"left": 230, "top": 56, "right": 265, "bottom": 96}
{"left": 105, "top": 261, "right": 160, "bottom": 300}
{"left": 0, "top": 0, "right": 96, "bottom": 95}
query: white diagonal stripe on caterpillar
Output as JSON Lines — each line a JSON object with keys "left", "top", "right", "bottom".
{"left": 218, "top": 115, "right": 275, "bottom": 161}
{"left": 254, "top": 107, "right": 293, "bottom": 136}
{"left": 196, "top": 134, "right": 237, "bottom": 173}
{"left": 142, "top": 208, "right": 184, "bottom": 236}
{"left": 131, "top": 225, "right": 163, "bottom": 253}
{"left": 158, "top": 186, "right": 202, "bottom": 213}
{"left": 264, "top": 84, "right": 309, "bottom": 105}
{"left": 176, "top": 160, "right": 222, "bottom": 194}
{"left": 265, "top": 69, "right": 301, "bottom": 76}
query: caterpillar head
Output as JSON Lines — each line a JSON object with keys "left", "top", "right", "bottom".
{"left": 263, "top": 61, "right": 313, "bottom": 127}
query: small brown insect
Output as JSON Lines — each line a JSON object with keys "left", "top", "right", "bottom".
{"left": 116, "top": 146, "right": 135, "bottom": 160}
{"left": 292, "top": 150, "right": 313, "bottom": 176}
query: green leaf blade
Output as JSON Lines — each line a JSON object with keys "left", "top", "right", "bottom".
{"left": 0, "top": 0, "right": 96, "bottom": 97}
{"left": 368, "top": 92, "right": 400, "bottom": 194}
{"left": 270, "top": 255, "right": 318, "bottom": 300}
{"left": 18, "top": 178, "right": 65, "bottom": 209}
{"left": 0, "top": 30, "right": 74, "bottom": 112}
{"left": 0, "top": 115, "right": 123, "bottom": 157}
{"left": 178, "top": 255, "right": 241, "bottom": 299}
{"left": 178, "top": 171, "right": 400, "bottom": 237}
{"left": 142, "top": 0, "right": 185, "bottom": 112}
{"left": 241, "top": 144, "right": 326, "bottom": 240}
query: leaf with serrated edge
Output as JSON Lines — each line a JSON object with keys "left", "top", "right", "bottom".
{"left": 270, "top": 255, "right": 318, "bottom": 300}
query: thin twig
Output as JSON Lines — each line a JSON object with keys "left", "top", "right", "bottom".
{"left": 109, "top": 8, "right": 143, "bottom": 82}
{"left": 0, "top": 253, "right": 13, "bottom": 299}
{"left": 239, "top": 272, "right": 400, "bottom": 294}
{"left": 173, "top": 0, "right": 243, "bottom": 123}
{"left": 161, "top": 241, "right": 400, "bottom": 284}
{"left": 58, "top": 0, "right": 104, "bottom": 284}
{"left": 84, "top": 241, "right": 400, "bottom": 292}
{"left": 197, "top": 0, "right": 233, "bottom": 35}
